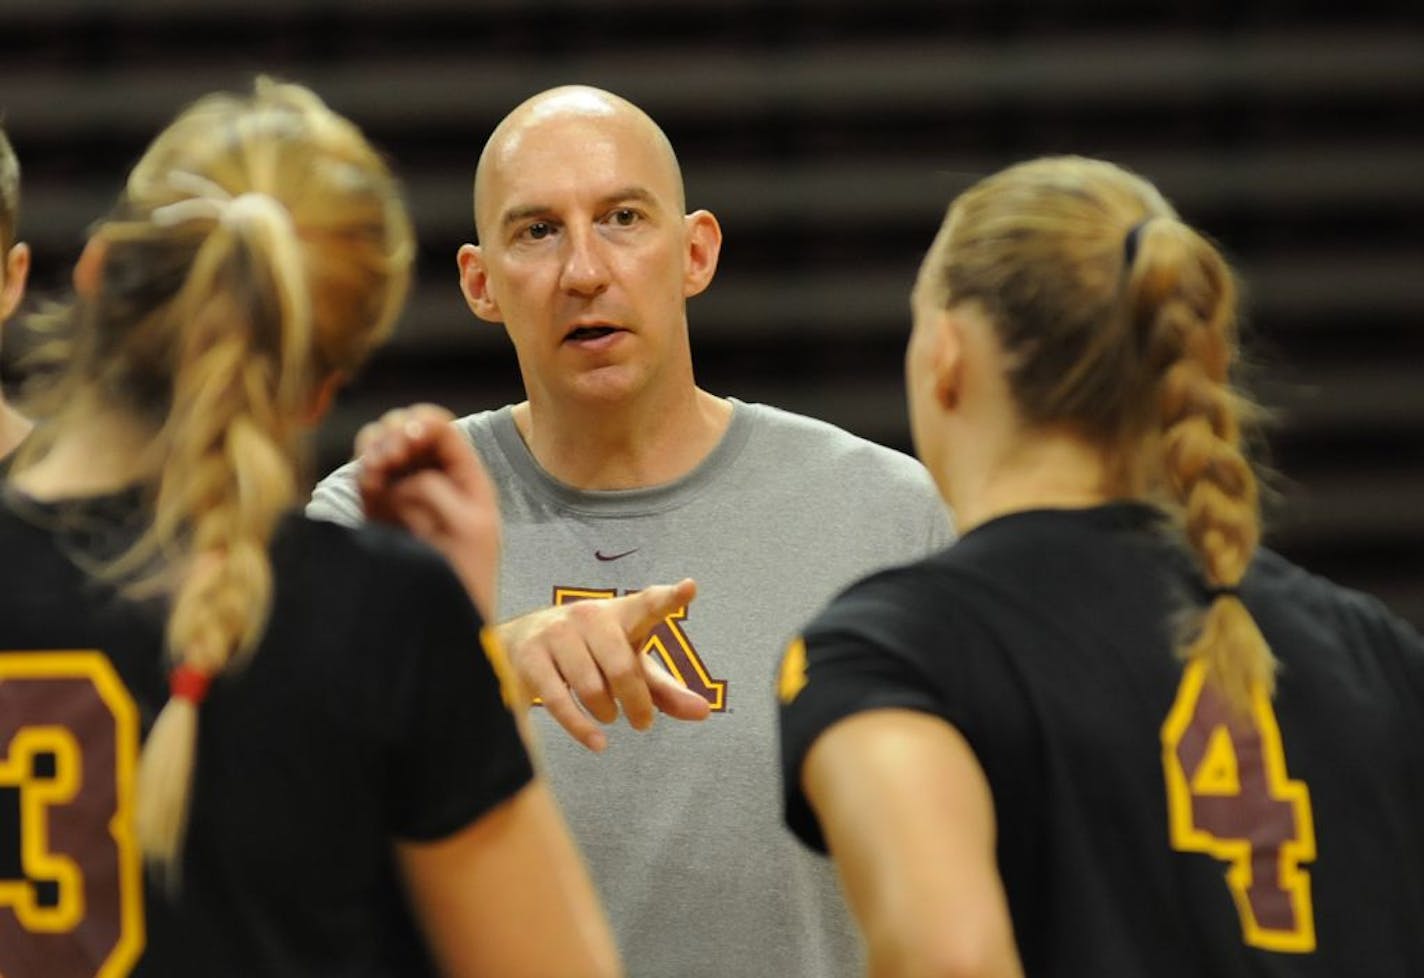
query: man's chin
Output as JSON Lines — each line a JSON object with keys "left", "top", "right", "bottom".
{"left": 564, "top": 365, "right": 646, "bottom": 405}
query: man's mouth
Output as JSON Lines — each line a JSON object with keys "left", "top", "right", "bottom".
{"left": 565, "top": 324, "right": 620, "bottom": 342}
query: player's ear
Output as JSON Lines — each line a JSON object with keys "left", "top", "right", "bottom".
{"left": 929, "top": 309, "right": 965, "bottom": 412}
{"left": 299, "top": 371, "right": 346, "bottom": 427}
{"left": 457, "top": 244, "right": 503, "bottom": 323}
{"left": 73, "top": 236, "right": 108, "bottom": 298}
{"left": 682, "top": 210, "right": 722, "bottom": 299}
{"left": 0, "top": 242, "right": 29, "bottom": 321}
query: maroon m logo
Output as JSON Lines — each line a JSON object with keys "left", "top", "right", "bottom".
{"left": 554, "top": 587, "right": 727, "bottom": 711}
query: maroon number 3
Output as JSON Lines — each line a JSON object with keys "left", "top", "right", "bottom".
{"left": 0, "top": 652, "right": 144, "bottom": 977}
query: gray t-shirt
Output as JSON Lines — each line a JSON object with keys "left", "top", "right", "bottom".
{"left": 309, "top": 398, "right": 953, "bottom": 978}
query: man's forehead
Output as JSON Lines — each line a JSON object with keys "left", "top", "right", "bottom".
{"left": 494, "top": 112, "right": 661, "bottom": 178}
{"left": 475, "top": 89, "right": 685, "bottom": 236}
{"left": 499, "top": 111, "right": 615, "bottom": 160}
{"left": 482, "top": 116, "right": 679, "bottom": 216}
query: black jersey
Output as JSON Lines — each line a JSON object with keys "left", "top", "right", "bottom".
{"left": 780, "top": 503, "right": 1424, "bottom": 977}
{"left": 0, "top": 487, "right": 534, "bottom": 978}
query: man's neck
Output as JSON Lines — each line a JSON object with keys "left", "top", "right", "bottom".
{"left": 516, "top": 387, "right": 733, "bottom": 490}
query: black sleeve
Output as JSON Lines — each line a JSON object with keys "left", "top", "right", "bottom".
{"left": 779, "top": 568, "right": 961, "bottom": 854}
{"left": 385, "top": 554, "right": 534, "bottom": 841}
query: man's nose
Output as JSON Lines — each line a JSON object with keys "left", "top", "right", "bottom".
{"left": 558, "top": 226, "right": 611, "bottom": 297}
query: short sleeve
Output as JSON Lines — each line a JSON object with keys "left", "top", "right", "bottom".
{"left": 385, "top": 556, "right": 534, "bottom": 840}
{"left": 307, "top": 458, "right": 367, "bottom": 527}
{"left": 928, "top": 498, "right": 956, "bottom": 550}
{"left": 778, "top": 570, "right": 949, "bottom": 853}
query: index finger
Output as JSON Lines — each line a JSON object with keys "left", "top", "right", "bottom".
{"left": 614, "top": 579, "right": 697, "bottom": 641}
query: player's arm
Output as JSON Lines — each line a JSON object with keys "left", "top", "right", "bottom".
{"left": 801, "top": 708, "right": 1024, "bottom": 978}
{"left": 397, "top": 779, "right": 621, "bottom": 978}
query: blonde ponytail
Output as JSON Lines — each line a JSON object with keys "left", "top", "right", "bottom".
{"left": 22, "top": 79, "right": 414, "bottom": 878}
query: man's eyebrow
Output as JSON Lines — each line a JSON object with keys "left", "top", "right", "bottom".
{"left": 500, "top": 204, "right": 551, "bottom": 231}
{"left": 497, "top": 188, "right": 659, "bottom": 232}
{"left": 598, "top": 186, "right": 658, "bottom": 209}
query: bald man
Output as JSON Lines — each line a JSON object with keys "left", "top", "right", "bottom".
{"left": 310, "top": 86, "right": 952, "bottom": 978}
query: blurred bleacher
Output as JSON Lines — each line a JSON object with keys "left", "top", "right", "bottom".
{"left": 2, "top": 0, "right": 1421, "bottom": 624}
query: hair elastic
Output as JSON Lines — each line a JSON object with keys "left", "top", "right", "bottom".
{"left": 149, "top": 169, "right": 291, "bottom": 233}
{"left": 221, "top": 192, "right": 289, "bottom": 230}
{"left": 1123, "top": 220, "right": 1149, "bottom": 267}
{"left": 169, "top": 663, "right": 214, "bottom": 705}
{"left": 151, "top": 189, "right": 287, "bottom": 231}
{"left": 1207, "top": 585, "right": 1240, "bottom": 601}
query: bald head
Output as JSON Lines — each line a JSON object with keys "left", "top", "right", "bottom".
{"left": 473, "top": 86, "right": 685, "bottom": 242}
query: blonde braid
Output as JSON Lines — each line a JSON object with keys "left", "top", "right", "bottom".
{"left": 137, "top": 189, "right": 313, "bottom": 875}
{"left": 930, "top": 158, "right": 1274, "bottom": 717}
{"left": 1129, "top": 218, "right": 1274, "bottom": 716}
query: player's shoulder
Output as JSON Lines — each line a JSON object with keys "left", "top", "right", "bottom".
{"left": 275, "top": 512, "right": 461, "bottom": 597}
{"left": 270, "top": 515, "right": 487, "bottom": 670}
{"left": 807, "top": 547, "right": 975, "bottom": 647}
{"left": 0, "top": 498, "right": 69, "bottom": 593}
{"left": 809, "top": 507, "right": 1156, "bottom": 643}
{"left": 1249, "top": 548, "right": 1422, "bottom": 657}
{"left": 1247, "top": 551, "right": 1424, "bottom": 717}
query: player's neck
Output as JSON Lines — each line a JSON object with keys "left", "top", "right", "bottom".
{"left": 0, "top": 398, "right": 32, "bottom": 460}
{"left": 948, "top": 429, "right": 1114, "bottom": 534}
{"left": 517, "top": 386, "right": 732, "bottom": 490}
{"left": 9, "top": 398, "right": 157, "bottom": 500}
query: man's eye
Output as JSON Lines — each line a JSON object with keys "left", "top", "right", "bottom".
{"left": 525, "top": 222, "right": 553, "bottom": 240}
{"left": 610, "top": 208, "right": 638, "bottom": 227}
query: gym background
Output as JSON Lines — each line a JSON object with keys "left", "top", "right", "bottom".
{"left": 2, "top": 0, "right": 1420, "bottom": 625}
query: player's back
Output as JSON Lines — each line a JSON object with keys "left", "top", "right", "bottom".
{"left": 800, "top": 501, "right": 1424, "bottom": 976}
{"left": 0, "top": 486, "right": 525, "bottom": 977}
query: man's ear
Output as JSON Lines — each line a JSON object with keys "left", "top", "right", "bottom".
{"left": 0, "top": 242, "right": 30, "bottom": 322}
{"left": 682, "top": 210, "right": 722, "bottom": 299}
{"left": 457, "top": 244, "right": 503, "bottom": 323}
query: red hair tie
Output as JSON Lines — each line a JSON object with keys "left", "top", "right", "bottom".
{"left": 170, "top": 663, "right": 214, "bottom": 705}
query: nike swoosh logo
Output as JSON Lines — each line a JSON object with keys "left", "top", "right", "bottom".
{"left": 595, "top": 548, "right": 640, "bottom": 562}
